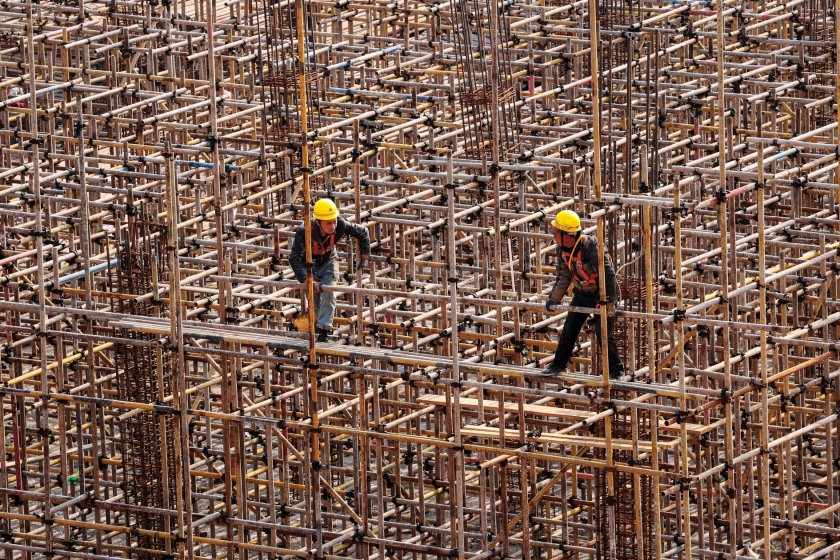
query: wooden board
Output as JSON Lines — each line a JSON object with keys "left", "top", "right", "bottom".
{"left": 460, "top": 425, "right": 669, "bottom": 453}
{"left": 657, "top": 419, "right": 717, "bottom": 436}
{"left": 417, "top": 394, "right": 593, "bottom": 420}
{"left": 418, "top": 395, "right": 714, "bottom": 437}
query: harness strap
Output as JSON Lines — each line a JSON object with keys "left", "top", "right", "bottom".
{"left": 564, "top": 236, "right": 598, "bottom": 286}
{"left": 312, "top": 232, "right": 336, "bottom": 256}
{"left": 566, "top": 235, "right": 583, "bottom": 271}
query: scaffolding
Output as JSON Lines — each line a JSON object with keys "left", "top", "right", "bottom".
{"left": 0, "top": 0, "right": 839, "bottom": 557}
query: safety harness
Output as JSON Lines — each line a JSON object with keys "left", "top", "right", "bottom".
{"left": 563, "top": 235, "right": 598, "bottom": 287}
{"left": 312, "top": 231, "right": 336, "bottom": 256}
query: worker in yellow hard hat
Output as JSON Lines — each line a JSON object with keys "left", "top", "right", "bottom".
{"left": 290, "top": 199, "right": 371, "bottom": 342}
{"left": 541, "top": 209, "right": 623, "bottom": 378}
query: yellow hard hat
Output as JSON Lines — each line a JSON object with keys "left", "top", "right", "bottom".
{"left": 551, "top": 209, "right": 581, "bottom": 233}
{"left": 313, "top": 199, "right": 339, "bottom": 221}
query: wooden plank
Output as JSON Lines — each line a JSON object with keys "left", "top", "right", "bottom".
{"left": 657, "top": 419, "right": 716, "bottom": 436}
{"left": 460, "top": 425, "right": 671, "bottom": 453}
{"left": 418, "top": 395, "right": 713, "bottom": 437}
{"left": 417, "top": 394, "right": 593, "bottom": 420}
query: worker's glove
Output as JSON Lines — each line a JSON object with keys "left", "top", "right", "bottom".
{"left": 545, "top": 299, "right": 558, "bottom": 312}
{"left": 356, "top": 254, "right": 370, "bottom": 270}
{"left": 312, "top": 282, "right": 323, "bottom": 293}
{"left": 596, "top": 301, "right": 616, "bottom": 318}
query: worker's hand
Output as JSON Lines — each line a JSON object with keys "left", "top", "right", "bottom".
{"left": 545, "top": 299, "right": 558, "bottom": 312}
{"left": 596, "top": 302, "right": 616, "bottom": 318}
{"left": 356, "top": 254, "right": 370, "bottom": 270}
{"left": 312, "top": 282, "right": 323, "bottom": 293}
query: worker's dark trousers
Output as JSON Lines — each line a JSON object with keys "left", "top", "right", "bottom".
{"left": 551, "top": 291, "right": 624, "bottom": 378}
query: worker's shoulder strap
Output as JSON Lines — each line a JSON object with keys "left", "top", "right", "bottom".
{"left": 564, "top": 233, "right": 594, "bottom": 260}
{"left": 311, "top": 220, "right": 337, "bottom": 256}
{"left": 577, "top": 234, "right": 602, "bottom": 261}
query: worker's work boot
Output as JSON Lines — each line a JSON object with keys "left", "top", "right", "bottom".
{"left": 609, "top": 368, "right": 624, "bottom": 380}
{"left": 316, "top": 327, "right": 335, "bottom": 343}
{"left": 540, "top": 362, "right": 567, "bottom": 376}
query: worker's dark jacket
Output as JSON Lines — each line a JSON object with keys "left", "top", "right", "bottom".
{"left": 289, "top": 217, "right": 371, "bottom": 282}
{"left": 549, "top": 234, "right": 620, "bottom": 302}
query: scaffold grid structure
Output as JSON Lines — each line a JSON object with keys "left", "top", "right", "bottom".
{"left": 0, "top": 0, "right": 838, "bottom": 558}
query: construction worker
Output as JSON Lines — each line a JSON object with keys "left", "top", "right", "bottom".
{"left": 289, "top": 199, "right": 371, "bottom": 342}
{"left": 541, "top": 209, "right": 624, "bottom": 378}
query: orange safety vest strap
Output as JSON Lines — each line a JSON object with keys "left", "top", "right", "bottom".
{"left": 564, "top": 236, "right": 598, "bottom": 286}
{"left": 312, "top": 233, "right": 336, "bottom": 256}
